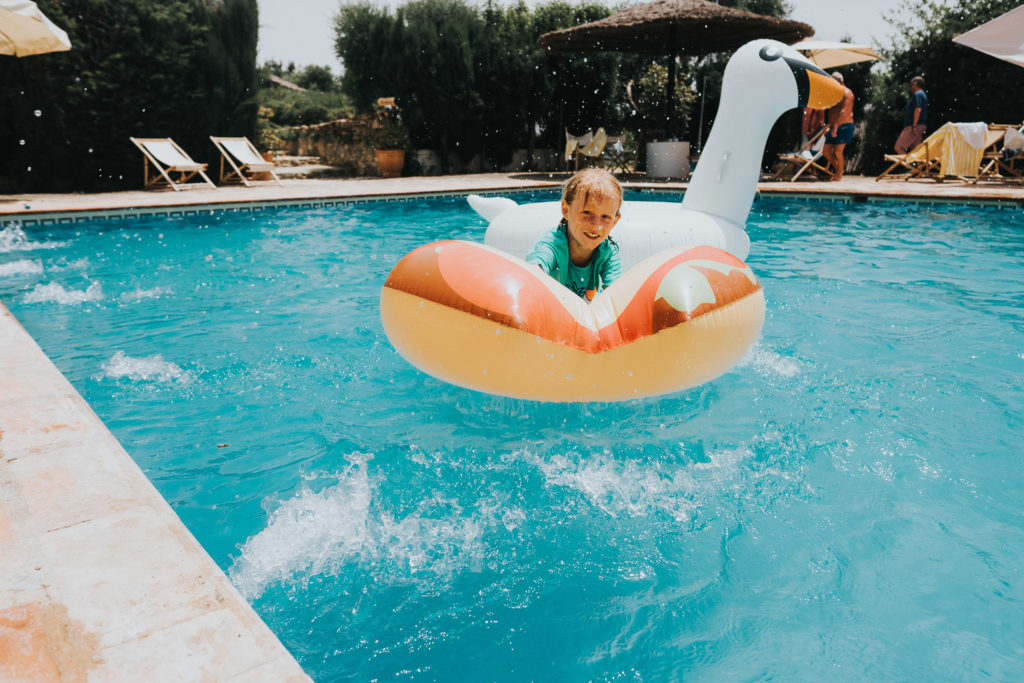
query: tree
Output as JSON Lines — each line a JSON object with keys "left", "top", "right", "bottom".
{"left": 296, "top": 65, "right": 338, "bottom": 92}
{"left": 0, "top": 0, "right": 259, "bottom": 192}
{"left": 861, "top": 0, "right": 1024, "bottom": 173}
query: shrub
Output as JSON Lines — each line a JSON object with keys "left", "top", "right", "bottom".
{"left": 0, "top": 0, "right": 259, "bottom": 192}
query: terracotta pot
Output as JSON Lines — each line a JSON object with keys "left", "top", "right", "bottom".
{"left": 376, "top": 149, "right": 405, "bottom": 178}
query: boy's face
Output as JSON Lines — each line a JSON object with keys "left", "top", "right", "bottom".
{"left": 561, "top": 191, "right": 621, "bottom": 257}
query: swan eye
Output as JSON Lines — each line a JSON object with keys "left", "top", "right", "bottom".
{"left": 759, "top": 45, "right": 782, "bottom": 61}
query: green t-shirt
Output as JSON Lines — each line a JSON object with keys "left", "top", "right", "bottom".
{"left": 525, "top": 224, "right": 622, "bottom": 300}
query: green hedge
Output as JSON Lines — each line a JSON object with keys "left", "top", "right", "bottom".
{"left": 0, "top": 0, "right": 258, "bottom": 192}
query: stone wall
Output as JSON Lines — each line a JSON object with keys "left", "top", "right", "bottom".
{"left": 288, "top": 116, "right": 561, "bottom": 176}
{"left": 290, "top": 115, "right": 378, "bottom": 176}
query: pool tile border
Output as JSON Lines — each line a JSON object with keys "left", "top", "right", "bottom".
{"left": 2, "top": 189, "right": 552, "bottom": 227}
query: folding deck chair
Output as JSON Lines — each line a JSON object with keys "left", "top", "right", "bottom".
{"left": 875, "top": 126, "right": 947, "bottom": 181}
{"left": 130, "top": 137, "right": 216, "bottom": 191}
{"left": 564, "top": 127, "right": 608, "bottom": 171}
{"left": 772, "top": 126, "right": 831, "bottom": 180}
{"left": 976, "top": 125, "right": 1024, "bottom": 182}
{"left": 603, "top": 136, "right": 637, "bottom": 175}
{"left": 210, "top": 136, "right": 283, "bottom": 187}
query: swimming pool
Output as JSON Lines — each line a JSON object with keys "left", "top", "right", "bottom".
{"left": 2, "top": 192, "right": 1023, "bottom": 680}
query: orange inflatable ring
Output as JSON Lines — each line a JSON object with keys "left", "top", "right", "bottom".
{"left": 380, "top": 241, "right": 766, "bottom": 402}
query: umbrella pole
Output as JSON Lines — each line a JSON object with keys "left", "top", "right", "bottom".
{"left": 665, "top": 24, "right": 677, "bottom": 138}
{"left": 696, "top": 63, "right": 708, "bottom": 153}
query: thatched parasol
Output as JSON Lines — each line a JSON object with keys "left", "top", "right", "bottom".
{"left": 539, "top": 0, "right": 812, "bottom": 55}
{"left": 539, "top": 0, "right": 814, "bottom": 142}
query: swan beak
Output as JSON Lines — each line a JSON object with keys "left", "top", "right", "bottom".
{"left": 784, "top": 57, "right": 846, "bottom": 109}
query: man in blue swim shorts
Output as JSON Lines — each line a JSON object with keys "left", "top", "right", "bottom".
{"left": 822, "top": 71, "right": 854, "bottom": 181}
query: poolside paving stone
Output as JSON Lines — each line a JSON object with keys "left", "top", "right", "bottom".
{"left": 0, "top": 303, "right": 311, "bottom": 681}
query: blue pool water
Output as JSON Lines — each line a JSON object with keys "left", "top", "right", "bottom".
{"left": 2, "top": 192, "right": 1023, "bottom": 681}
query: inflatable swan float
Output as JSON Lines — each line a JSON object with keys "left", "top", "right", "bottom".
{"left": 381, "top": 40, "right": 844, "bottom": 401}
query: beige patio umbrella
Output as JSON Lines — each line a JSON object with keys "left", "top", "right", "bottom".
{"left": 0, "top": 0, "right": 71, "bottom": 57}
{"left": 952, "top": 4, "right": 1024, "bottom": 69}
{"left": 790, "top": 39, "right": 879, "bottom": 69}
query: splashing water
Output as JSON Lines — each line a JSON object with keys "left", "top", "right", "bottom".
{"left": 230, "top": 454, "right": 485, "bottom": 601}
{"left": 0, "top": 226, "right": 66, "bottom": 253}
{"left": 0, "top": 259, "right": 43, "bottom": 277}
{"left": 120, "top": 286, "right": 173, "bottom": 301}
{"left": 23, "top": 281, "right": 102, "bottom": 305}
{"left": 100, "top": 350, "right": 190, "bottom": 384}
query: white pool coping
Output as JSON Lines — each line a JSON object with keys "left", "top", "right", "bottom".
{"left": 0, "top": 302, "right": 310, "bottom": 681}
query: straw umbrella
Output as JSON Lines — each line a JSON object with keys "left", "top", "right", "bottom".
{"left": 0, "top": 0, "right": 71, "bottom": 57}
{"left": 538, "top": 0, "right": 813, "bottom": 139}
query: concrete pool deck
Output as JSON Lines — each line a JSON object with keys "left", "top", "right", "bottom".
{"left": 0, "top": 171, "right": 1021, "bottom": 680}
{"left": 1, "top": 172, "right": 1023, "bottom": 216}
{"left": 0, "top": 304, "right": 310, "bottom": 681}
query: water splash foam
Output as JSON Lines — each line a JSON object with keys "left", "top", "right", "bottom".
{"left": 0, "top": 226, "right": 66, "bottom": 253}
{"left": 229, "top": 455, "right": 485, "bottom": 600}
{"left": 0, "top": 259, "right": 43, "bottom": 277}
{"left": 739, "top": 343, "right": 801, "bottom": 379}
{"left": 23, "top": 281, "right": 102, "bottom": 305}
{"left": 524, "top": 447, "right": 751, "bottom": 523}
{"left": 100, "top": 350, "right": 191, "bottom": 384}
{"left": 120, "top": 286, "right": 173, "bottom": 301}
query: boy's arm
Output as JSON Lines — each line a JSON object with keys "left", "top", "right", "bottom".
{"left": 600, "top": 245, "right": 622, "bottom": 286}
{"left": 525, "top": 233, "right": 557, "bottom": 275}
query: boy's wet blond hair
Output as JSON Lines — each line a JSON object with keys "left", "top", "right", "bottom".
{"left": 560, "top": 168, "right": 623, "bottom": 226}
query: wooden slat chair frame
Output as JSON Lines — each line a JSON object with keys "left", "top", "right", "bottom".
{"left": 209, "top": 136, "right": 283, "bottom": 187}
{"left": 129, "top": 137, "right": 216, "bottom": 191}
{"left": 876, "top": 133, "right": 945, "bottom": 182}
{"left": 975, "top": 124, "right": 1024, "bottom": 183}
{"left": 772, "top": 126, "right": 832, "bottom": 181}
{"left": 602, "top": 136, "right": 637, "bottom": 175}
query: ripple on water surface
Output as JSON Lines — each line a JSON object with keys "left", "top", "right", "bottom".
{"left": 1, "top": 196, "right": 1023, "bottom": 681}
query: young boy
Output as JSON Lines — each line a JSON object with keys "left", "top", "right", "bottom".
{"left": 525, "top": 168, "right": 623, "bottom": 301}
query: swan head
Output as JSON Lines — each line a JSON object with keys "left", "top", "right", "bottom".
{"left": 723, "top": 40, "right": 846, "bottom": 117}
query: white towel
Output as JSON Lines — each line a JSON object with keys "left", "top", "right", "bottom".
{"left": 1004, "top": 127, "right": 1024, "bottom": 152}
{"left": 954, "top": 122, "right": 988, "bottom": 149}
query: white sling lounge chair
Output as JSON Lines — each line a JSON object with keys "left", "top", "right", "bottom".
{"left": 130, "top": 137, "right": 216, "bottom": 191}
{"left": 210, "top": 136, "right": 282, "bottom": 187}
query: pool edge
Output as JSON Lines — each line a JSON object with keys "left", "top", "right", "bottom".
{"left": 0, "top": 301, "right": 311, "bottom": 681}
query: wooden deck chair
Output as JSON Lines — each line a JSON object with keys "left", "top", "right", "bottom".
{"left": 130, "top": 137, "right": 216, "bottom": 191}
{"left": 976, "top": 125, "right": 1024, "bottom": 182}
{"left": 772, "top": 126, "right": 831, "bottom": 180}
{"left": 565, "top": 127, "right": 608, "bottom": 170}
{"left": 210, "top": 136, "right": 282, "bottom": 187}
{"left": 875, "top": 125, "right": 948, "bottom": 181}
{"left": 936, "top": 123, "right": 1000, "bottom": 181}
{"left": 603, "top": 136, "right": 636, "bottom": 174}
{"left": 564, "top": 128, "right": 593, "bottom": 170}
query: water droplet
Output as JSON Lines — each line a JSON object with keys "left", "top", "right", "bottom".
{"left": 33, "top": 110, "right": 41, "bottom": 117}
{"left": 19, "top": 139, "right": 25, "bottom": 145}
{"left": 88, "top": 148, "right": 93, "bottom": 153}
{"left": 26, "top": 166, "right": 32, "bottom": 172}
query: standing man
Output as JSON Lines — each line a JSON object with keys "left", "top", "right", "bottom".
{"left": 822, "top": 71, "right": 854, "bottom": 181}
{"left": 894, "top": 76, "right": 928, "bottom": 154}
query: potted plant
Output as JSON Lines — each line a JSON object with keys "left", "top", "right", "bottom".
{"left": 372, "top": 98, "right": 410, "bottom": 178}
{"left": 627, "top": 64, "right": 695, "bottom": 179}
